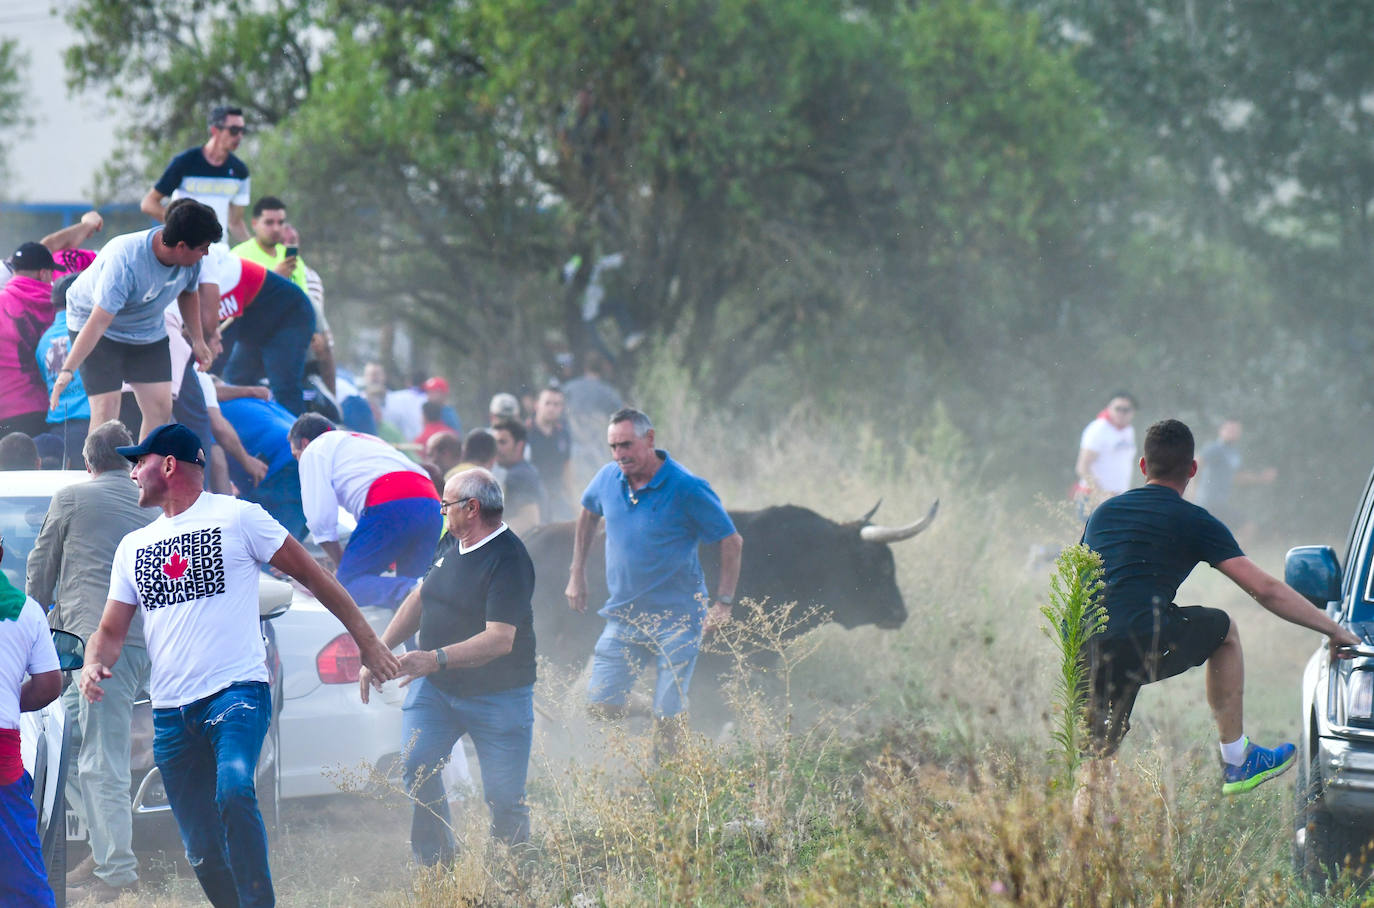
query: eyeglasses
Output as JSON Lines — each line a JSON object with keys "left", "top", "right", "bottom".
{"left": 440, "top": 497, "right": 472, "bottom": 513}
{"left": 218, "top": 125, "right": 247, "bottom": 136}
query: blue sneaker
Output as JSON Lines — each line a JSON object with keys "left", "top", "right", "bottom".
{"left": 1221, "top": 741, "right": 1296, "bottom": 794}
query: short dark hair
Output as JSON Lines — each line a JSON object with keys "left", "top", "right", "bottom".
{"left": 422, "top": 401, "right": 444, "bottom": 423}
{"left": 1108, "top": 390, "right": 1138, "bottom": 408}
{"left": 462, "top": 428, "right": 496, "bottom": 463}
{"left": 252, "top": 196, "right": 287, "bottom": 218}
{"left": 493, "top": 419, "right": 526, "bottom": 445}
{"left": 209, "top": 105, "right": 244, "bottom": 127}
{"left": 288, "top": 413, "right": 335, "bottom": 447}
{"left": 162, "top": 198, "right": 223, "bottom": 248}
{"left": 1143, "top": 419, "right": 1194, "bottom": 482}
{"left": 427, "top": 431, "right": 463, "bottom": 462}
{"left": 0, "top": 433, "right": 39, "bottom": 471}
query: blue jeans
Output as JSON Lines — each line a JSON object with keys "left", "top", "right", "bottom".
{"left": 153, "top": 682, "right": 273, "bottom": 908}
{"left": 222, "top": 274, "right": 316, "bottom": 416}
{"left": 338, "top": 496, "right": 442, "bottom": 611}
{"left": 588, "top": 612, "right": 703, "bottom": 718}
{"left": 401, "top": 680, "right": 533, "bottom": 865}
{"left": 0, "top": 772, "right": 54, "bottom": 908}
{"left": 243, "top": 464, "right": 308, "bottom": 541}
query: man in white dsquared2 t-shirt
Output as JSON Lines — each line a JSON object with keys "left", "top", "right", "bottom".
{"left": 79, "top": 423, "right": 400, "bottom": 908}
{"left": 0, "top": 535, "right": 62, "bottom": 908}
{"left": 289, "top": 413, "right": 443, "bottom": 611}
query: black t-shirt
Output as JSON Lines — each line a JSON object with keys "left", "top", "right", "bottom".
{"left": 417, "top": 528, "right": 537, "bottom": 697}
{"left": 526, "top": 420, "right": 571, "bottom": 490}
{"left": 1082, "top": 484, "right": 1244, "bottom": 638}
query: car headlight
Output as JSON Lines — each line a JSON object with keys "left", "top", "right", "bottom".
{"left": 1346, "top": 667, "right": 1374, "bottom": 726}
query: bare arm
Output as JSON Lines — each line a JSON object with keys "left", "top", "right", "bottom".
{"left": 208, "top": 406, "right": 268, "bottom": 485}
{"left": 197, "top": 283, "right": 222, "bottom": 350}
{"left": 1217, "top": 556, "right": 1361, "bottom": 658}
{"left": 704, "top": 532, "right": 744, "bottom": 633}
{"left": 227, "top": 204, "right": 249, "bottom": 244}
{"left": 176, "top": 288, "right": 212, "bottom": 370}
{"left": 1075, "top": 447, "right": 1098, "bottom": 486}
{"left": 565, "top": 507, "right": 601, "bottom": 613}
{"left": 41, "top": 210, "right": 102, "bottom": 251}
{"left": 394, "top": 622, "right": 517, "bottom": 687}
{"left": 50, "top": 306, "right": 116, "bottom": 410}
{"left": 20, "top": 671, "right": 61, "bottom": 712}
{"left": 356, "top": 581, "right": 424, "bottom": 703}
{"left": 212, "top": 383, "right": 270, "bottom": 402}
{"left": 80, "top": 599, "right": 137, "bottom": 702}
{"left": 311, "top": 334, "right": 337, "bottom": 395}
{"left": 140, "top": 189, "right": 167, "bottom": 222}
{"left": 269, "top": 535, "right": 400, "bottom": 681}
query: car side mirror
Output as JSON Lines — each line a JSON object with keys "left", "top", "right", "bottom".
{"left": 51, "top": 629, "right": 84, "bottom": 672}
{"left": 1285, "top": 545, "right": 1342, "bottom": 610}
{"left": 258, "top": 576, "right": 293, "bottom": 620}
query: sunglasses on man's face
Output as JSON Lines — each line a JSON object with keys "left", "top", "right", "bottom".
{"left": 219, "top": 125, "right": 247, "bottom": 136}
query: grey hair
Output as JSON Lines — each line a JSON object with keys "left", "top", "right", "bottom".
{"left": 454, "top": 468, "right": 504, "bottom": 518}
{"left": 84, "top": 420, "right": 135, "bottom": 474}
{"left": 609, "top": 407, "right": 653, "bottom": 437}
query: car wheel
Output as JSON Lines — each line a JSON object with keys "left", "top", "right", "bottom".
{"left": 258, "top": 722, "right": 282, "bottom": 842}
{"left": 1296, "top": 735, "right": 1374, "bottom": 888}
{"left": 43, "top": 720, "right": 74, "bottom": 908}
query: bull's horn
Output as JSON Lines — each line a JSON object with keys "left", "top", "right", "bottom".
{"left": 858, "top": 499, "right": 882, "bottom": 524}
{"left": 859, "top": 499, "right": 939, "bottom": 543}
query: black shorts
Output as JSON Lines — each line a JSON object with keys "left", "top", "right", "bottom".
{"left": 1083, "top": 605, "right": 1231, "bottom": 756}
{"left": 72, "top": 332, "right": 171, "bottom": 395}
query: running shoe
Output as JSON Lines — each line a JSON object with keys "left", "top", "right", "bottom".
{"left": 1221, "top": 741, "right": 1296, "bottom": 794}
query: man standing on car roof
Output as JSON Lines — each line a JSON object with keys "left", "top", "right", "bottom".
{"left": 288, "top": 413, "right": 443, "bottom": 611}
{"left": 79, "top": 423, "right": 400, "bottom": 907}
{"left": 0, "top": 533, "right": 63, "bottom": 908}
{"left": 26, "top": 421, "right": 158, "bottom": 902}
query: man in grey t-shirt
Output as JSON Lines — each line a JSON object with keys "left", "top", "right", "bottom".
{"left": 51, "top": 199, "right": 221, "bottom": 441}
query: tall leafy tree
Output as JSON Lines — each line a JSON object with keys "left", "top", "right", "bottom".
{"left": 0, "top": 39, "right": 28, "bottom": 181}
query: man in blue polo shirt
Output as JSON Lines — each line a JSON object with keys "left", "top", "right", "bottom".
{"left": 566, "top": 407, "right": 743, "bottom": 758}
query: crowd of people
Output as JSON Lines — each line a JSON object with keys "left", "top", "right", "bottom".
{"left": 0, "top": 104, "right": 743, "bottom": 908}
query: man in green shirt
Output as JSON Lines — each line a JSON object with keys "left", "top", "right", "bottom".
{"left": 231, "top": 196, "right": 308, "bottom": 293}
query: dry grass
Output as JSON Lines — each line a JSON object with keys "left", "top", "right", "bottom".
{"left": 103, "top": 403, "right": 1361, "bottom": 905}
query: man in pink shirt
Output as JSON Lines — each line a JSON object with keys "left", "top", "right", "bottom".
{"left": 0, "top": 243, "right": 59, "bottom": 436}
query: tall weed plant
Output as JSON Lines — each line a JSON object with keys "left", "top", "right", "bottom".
{"left": 1040, "top": 544, "right": 1107, "bottom": 788}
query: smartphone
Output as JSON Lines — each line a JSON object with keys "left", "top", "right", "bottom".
{"left": 284, "top": 245, "right": 299, "bottom": 258}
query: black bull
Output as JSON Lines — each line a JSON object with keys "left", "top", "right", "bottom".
{"left": 522, "top": 500, "right": 939, "bottom": 670}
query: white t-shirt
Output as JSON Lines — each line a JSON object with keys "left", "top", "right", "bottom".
{"left": 298, "top": 429, "right": 430, "bottom": 542}
{"left": 0, "top": 598, "right": 60, "bottom": 729}
{"left": 108, "top": 493, "right": 287, "bottom": 708}
{"left": 1079, "top": 417, "right": 1137, "bottom": 495}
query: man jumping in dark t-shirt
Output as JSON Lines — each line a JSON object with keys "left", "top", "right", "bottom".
{"left": 1082, "top": 418, "right": 1358, "bottom": 794}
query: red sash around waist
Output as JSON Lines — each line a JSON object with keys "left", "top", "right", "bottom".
{"left": 365, "top": 470, "right": 439, "bottom": 507}
{"left": 0, "top": 727, "right": 21, "bottom": 786}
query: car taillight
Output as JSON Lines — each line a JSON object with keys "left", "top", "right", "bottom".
{"left": 316, "top": 634, "right": 361, "bottom": 684}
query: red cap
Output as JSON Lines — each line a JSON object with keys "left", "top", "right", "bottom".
{"left": 421, "top": 376, "right": 449, "bottom": 394}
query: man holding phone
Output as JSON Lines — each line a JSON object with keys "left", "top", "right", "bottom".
{"left": 231, "top": 196, "right": 309, "bottom": 295}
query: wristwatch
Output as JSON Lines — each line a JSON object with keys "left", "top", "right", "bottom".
{"left": 433, "top": 648, "right": 448, "bottom": 670}
{"left": 715, "top": 594, "right": 735, "bottom": 607}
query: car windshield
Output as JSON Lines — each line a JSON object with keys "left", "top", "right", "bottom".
{"left": 0, "top": 494, "right": 54, "bottom": 591}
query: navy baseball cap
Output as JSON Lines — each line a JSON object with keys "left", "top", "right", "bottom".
{"left": 116, "top": 423, "right": 207, "bottom": 467}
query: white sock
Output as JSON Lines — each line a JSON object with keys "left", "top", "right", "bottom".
{"left": 1220, "top": 735, "right": 1249, "bottom": 766}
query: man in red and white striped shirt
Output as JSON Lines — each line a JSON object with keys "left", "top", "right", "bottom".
{"left": 289, "top": 414, "right": 442, "bottom": 610}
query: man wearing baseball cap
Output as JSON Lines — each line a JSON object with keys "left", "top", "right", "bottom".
{"left": 80, "top": 422, "right": 400, "bottom": 906}
{"left": 0, "top": 242, "right": 58, "bottom": 437}
{"left": 422, "top": 376, "right": 461, "bottom": 434}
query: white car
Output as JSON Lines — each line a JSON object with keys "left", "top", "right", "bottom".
{"left": 2, "top": 470, "right": 405, "bottom": 810}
